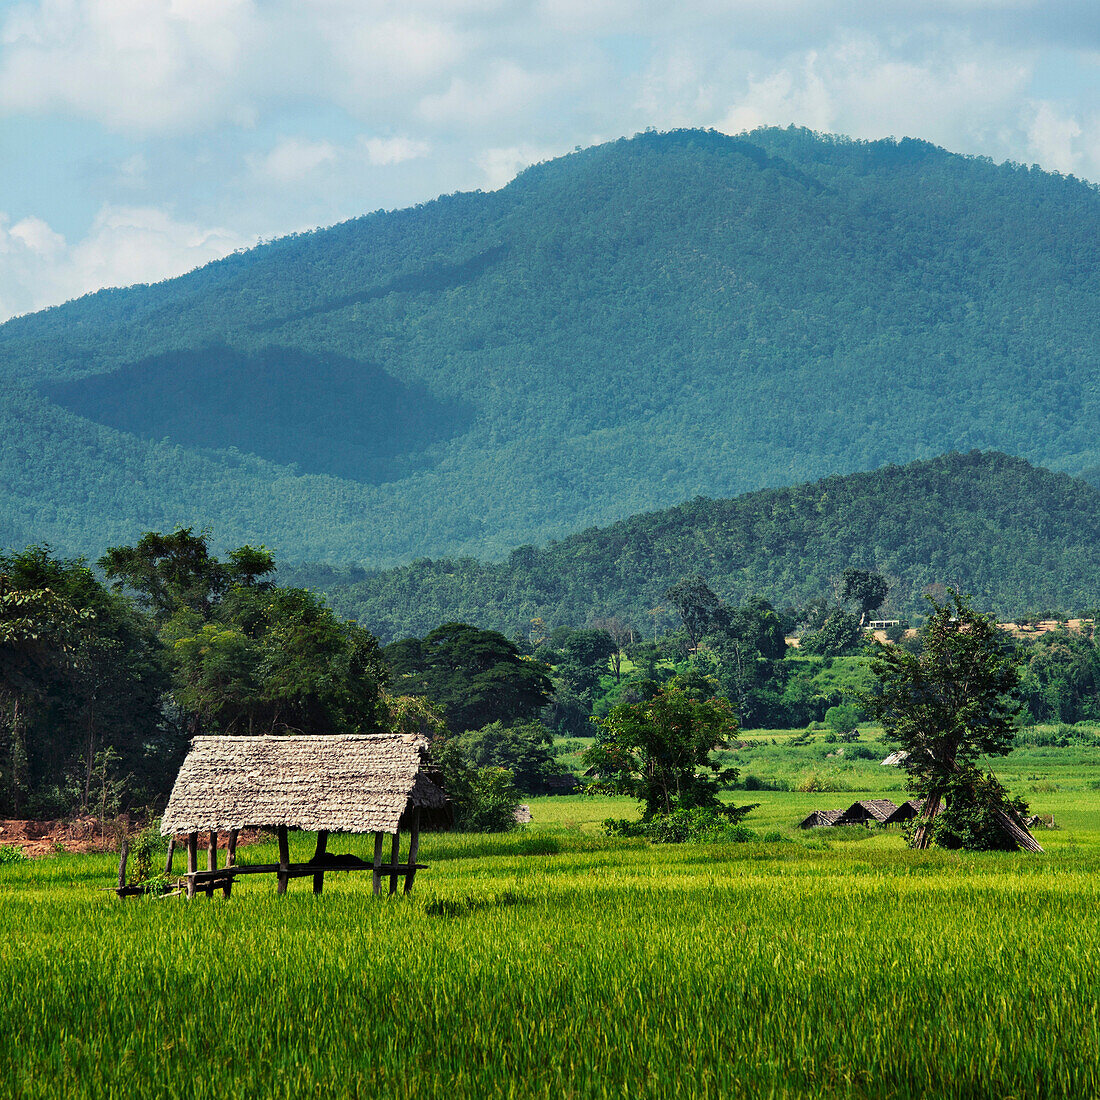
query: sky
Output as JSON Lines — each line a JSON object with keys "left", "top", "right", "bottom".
{"left": 0, "top": 0, "right": 1097, "bottom": 321}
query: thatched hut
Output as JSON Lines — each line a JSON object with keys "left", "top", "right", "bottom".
{"left": 835, "top": 799, "right": 898, "bottom": 826}
{"left": 882, "top": 799, "right": 923, "bottom": 826}
{"left": 159, "top": 733, "right": 448, "bottom": 898}
{"left": 799, "top": 809, "right": 843, "bottom": 829}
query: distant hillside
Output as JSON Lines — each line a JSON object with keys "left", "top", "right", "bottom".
{"left": 1, "top": 128, "right": 1098, "bottom": 563}
{"left": 279, "top": 453, "right": 1100, "bottom": 642}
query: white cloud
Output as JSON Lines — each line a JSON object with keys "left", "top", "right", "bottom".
{"left": 254, "top": 137, "right": 339, "bottom": 184}
{"left": 0, "top": 205, "right": 250, "bottom": 321}
{"left": 477, "top": 143, "right": 564, "bottom": 190}
{"left": 362, "top": 136, "right": 431, "bottom": 166}
{"left": 1025, "top": 100, "right": 1085, "bottom": 174}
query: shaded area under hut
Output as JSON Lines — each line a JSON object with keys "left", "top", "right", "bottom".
{"left": 145, "top": 733, "right": 449, "bottom": 899}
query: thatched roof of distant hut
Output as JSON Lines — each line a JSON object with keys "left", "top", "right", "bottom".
{"left": 799, "top": 809, "right": 843, "bottom": 829}
{"left": 161, "top": 734, "right": 448, "bottom": 836}
{"left": 882, "top": 799, "right": 923, "bottom": 825}
{"left": 835, "top": 799, "right": 898, "bottom": 825}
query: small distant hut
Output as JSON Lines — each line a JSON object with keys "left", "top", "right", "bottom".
{"left": 882, "top": 799, "right": 923, "bottom": 826}
{"left": 835, "top": 799, "right": 898, "bottom": 826}
{"left": 799, "top": 809, "right": 843, "bottom": 829}
{"left": 158, "top": 733, "right": 449, "bottom": 899}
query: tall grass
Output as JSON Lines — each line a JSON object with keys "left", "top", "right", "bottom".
{"left": 4, "top": 831, "right": 1100, "bottom": 1099}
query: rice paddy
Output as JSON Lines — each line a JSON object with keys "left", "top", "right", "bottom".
{"left": 4, "top": 742, "right": 1100, "bottom": 1099}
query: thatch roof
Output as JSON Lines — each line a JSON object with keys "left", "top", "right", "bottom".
{"left": 161, "top": 734, "right": 448, "bottom": 836}
{"left": 882, "top": 799, "right": 923, "bottom": 825}
{"left": 835, "top": 799, "right": 898, "bottom": 825}
{"left": 799, "top": 809, "right": 843, "bottom": 829}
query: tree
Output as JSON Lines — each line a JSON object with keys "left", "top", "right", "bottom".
{"left": 99, "top": 528, "right": 274, "bottom": 623}
{"left": 664, "top": 577, "right": 725, "bottom": 649}
{"left": 584, "top": 678, "right": 742, "bottom": 819}
{"left": 800, "top": 609, "right": 862, "bottom": 656}
{"left": 0, "top": 547, "right": 171, "bottom": 816}
{"left": 451, "top": 720, "right": 569, "bottom": 793}
{"left": 555, "top": 628, "right": 617, "bottom": 698}
{"left": 384, "top": 623, "right": 553, "bottom": 733}
{"left": 863, "top": 592, "right": 1039, "bottom": 851}
{"left": 840, "top": 569, "right": 889, "bottom": 627}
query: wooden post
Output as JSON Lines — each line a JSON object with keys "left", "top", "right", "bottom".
{"left": 218, "top": 827, "right": 236, "bottom": 897}
{"left": 206, "top": 830, "right": 218, "bottom": 897}
{"left": 164, "top": 837, "right": 175, "bottom": 877}
{"left": 276, "top": 825, "right": 290, "bottom": 895}
{"left": 404, "top": 810, "right": 421, "bottom": 895}
{"left": 372, "top": 832, "right": 384, "bottom": 896}
{"left": 313, "top": 830, "right": 329, "bottom": 895}
{"left": 388, "top": 832, "right": 400, "bottom": 896}
{"left": 186, "top": 832, "right": 198, "bottom": 899}
{"left": 223, "top": 829, "right": 238, "bottom": 898}
{"left": 116, "top": 837, "right": 129, "bottom": 892}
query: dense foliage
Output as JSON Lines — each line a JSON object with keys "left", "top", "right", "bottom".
{"left": 285, "top": 452, "right": 1100, "bottom": 641}
{"left": 1, "top": 128, "right": 1098, "bottom": 564}
{"left": 864, "top": 594, "right": 1027, "bottom": 850}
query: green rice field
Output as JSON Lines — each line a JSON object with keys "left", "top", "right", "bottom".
{"left": 3, "top": 735, "right": 1100, "bottom": 1099}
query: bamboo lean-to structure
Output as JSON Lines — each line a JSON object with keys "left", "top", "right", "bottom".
{"left": 152, "top": 733, "right": 450, "bottom": 898}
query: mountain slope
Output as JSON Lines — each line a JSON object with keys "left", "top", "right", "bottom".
{"left": 1, "top": 128, "right": 1098, "bottom": 563}
{"left": 279, "top": 452, "right": 1100, "bottom": 642}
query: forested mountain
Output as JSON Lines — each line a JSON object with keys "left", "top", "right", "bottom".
{"left": 279, "top": 453, "right": 1100, "bottom": 642}
{"left": 1, "top": 128, "right": 1098, "bottom": 563}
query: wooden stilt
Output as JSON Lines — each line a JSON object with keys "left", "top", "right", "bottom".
{"left": 206, "top": 830, "right": 218, "bottom": 897}
{"left": 388, "top": 832, "right": 400, "bottom": 896}
{"left": 313, "top": 830, "right": 329, "bottom": 895}
{"left": 186, "top": 832, "right": 198, "bottom": 899}
{"left": 404, "top": 811, "right": 421, "bottom": 895}
{"left": 164, "top": 837, "right": 175, "bottom": 877}
{"left": 276, "top": 825, "right": 289, "bottom": 895}
{"left": 223, "top": 829, "right": 238, "bottom": 898}
{"left": 116, "top": 837, "right": 129, "bottom": 892}
{"left": 372, "top": 832, "right": 384, "bottom": 896}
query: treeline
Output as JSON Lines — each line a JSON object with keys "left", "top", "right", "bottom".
{"left": 282, "top": 452, "right": 1100, "bottom": 640}
{"left": 1, "top": 127, "right": 1099, "bottom": 564}
{"left": 3, "top": 528, "right": 1099, "bottom": 820}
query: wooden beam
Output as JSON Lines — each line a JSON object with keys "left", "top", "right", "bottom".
{"left": 404, "top": 811, "right": 421, "bottom": 895}
{"left": 313, "top": 830, "right": 329, "bottom": 895}
{"left": 224, "top": 829, "right": 238, "bottom": 898}
{"left": 186, "top": 832, "right": 198, "bottom": 899}
{"left": 163, "top": 837, "right": 175, "bottom": 877}
{"left": 372, "top": 832, "right": 384, "bottom": 896}
{"left": 116, "top": 837, "right": 129, "bottom": 892}
{"left": 277, "top": 825, "right": 290, "bottom": 895}
{"left": 206, "top": 830, "right": 218, "bottom": 897}
{"left": 389, "top": 832, "right": 400, "bottom": 896}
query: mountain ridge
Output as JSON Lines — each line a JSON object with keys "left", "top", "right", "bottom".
{"left": 277, "top": 451, "right": 1100, "bottom": 643}
{"left": 1, "top": 127, "right": 1098, "bottom": 563}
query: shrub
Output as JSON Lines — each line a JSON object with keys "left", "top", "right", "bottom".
{"left": 0, "top": 844, "right": 28, "bottom": 866}
{"left": 604, "top": 806, "right": 755, "bottom": 843}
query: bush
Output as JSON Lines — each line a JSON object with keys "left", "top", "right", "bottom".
{"left": 604, "top": 806, "right": 755, "bottom": 843}
{"left": 0, "top": 844, "right": 28, "bottom": 866}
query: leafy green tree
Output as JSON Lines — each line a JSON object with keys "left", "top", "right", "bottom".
{"left": 429, "top": 737, "right": 519, "bottom": 832}
{"left": 451, "top": 720, "right": 569, "bottom": 794}
{"left": 555, "top": 628, "right": 617, "bottom": 699}
{"left": 863, "top": 593, "right": 1031, "bottom": 850}
{"left": 584, "top": 678, "right": 742, "bottom": 819}
{"left": 840, "top": 569, "right": 890, "bottom": 627}
{"left": 384, "top": 623, "right": 553, "bottom": 733}
{"left": 0, "top": 547, "right": 171, "bottom": 815}
{"left": 99, "top": 528, "right": 274, "bottom": 623}
{"left": 800, "top": 609, "right": 862, "bottom": 657}
{"left": 664, "top": 577, "right": 725, "bottom": 649}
